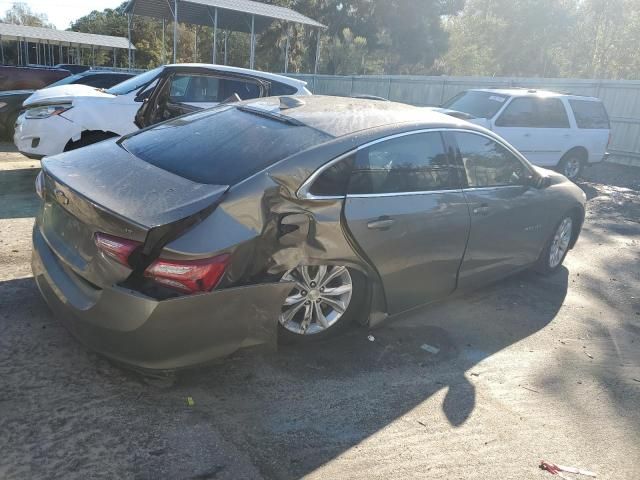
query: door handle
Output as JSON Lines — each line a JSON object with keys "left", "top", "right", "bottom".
{"left": 472, "top": 203, "right": 490, "bottom": 216}
{"left": 367, "top": 217, "right": 395, "bottom": 230}
{"left": 523, "top": 133, "right": 531, "bottom": 137}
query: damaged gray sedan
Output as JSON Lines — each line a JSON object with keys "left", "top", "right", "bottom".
{"left": 32, "top": 96, "right": 586, "bottom": 371}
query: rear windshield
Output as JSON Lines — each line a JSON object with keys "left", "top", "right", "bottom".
{"left": 122, "top": 106, "right": 331, "bottom": 185}
{"left": 569, "top": 99, "right": 610, "bottom": 129}
{"left": 442, "top": 91, "right": 509, "bottom": 119}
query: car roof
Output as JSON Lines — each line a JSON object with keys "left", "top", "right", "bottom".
{"left": 468, "top": 88, "right": 601, "bottom": 102}
{"left": 78, "top": 70, "right": 133, "bottom": 76}
{"left": 165, "top": 63, "right": 307, "bottom": 88}
{"left": 236, "top": 95, "right": 466, "bottom": 138}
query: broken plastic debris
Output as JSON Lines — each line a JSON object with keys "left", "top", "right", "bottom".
{"left": 186, "top": 396, "right": 195, "bottom": 407}
{"left": 540, "top": 460, "right": 596, "bottom": 478}
{"left": 367, "top": 335, "right": 375, "bottom": 342}
{"left": 420, "top": 343, "right": 440, "bottom": 355}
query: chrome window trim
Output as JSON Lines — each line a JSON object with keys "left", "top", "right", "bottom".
{"left": 296, "top": 127, "right": 535, "bottom": 200}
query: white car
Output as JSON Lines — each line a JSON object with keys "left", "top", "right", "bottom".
{"left": 438, "top": 89, "right": 611, "bottom": 179}
{"left": 14, "top": 64, "right": 311, "bottom": 159}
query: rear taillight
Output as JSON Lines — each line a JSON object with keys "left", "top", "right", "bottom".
{"left": 144, "top": 255, "right": 229, "bottom": 294}
{"left": 94, "top": 232, "right": 228, "bottom": 295}
{"left": 94, "top": 232, "right": 141, "bottom": 267}
{"left": 35, "top": 171, "right": 45, "bottom": 199}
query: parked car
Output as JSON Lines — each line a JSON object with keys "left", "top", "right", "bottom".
{"left": 0, "top": 70, "right": 136, "bottom": 140}
{"left": 32, "top": 96, "right": 586, "bottom": 371}
{"left": 0, "top": 65, "right": 71, "bottom": 91}
{"left": 54, "top": 64, "right": 91, "bottom": 74}
{"left": 437, "top": 89, "right": 611, "bottom": 179}
{"left": 14, "top": 64, "right": 311, "bottom": 158}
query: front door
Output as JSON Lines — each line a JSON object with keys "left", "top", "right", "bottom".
{"left": 493, "top": 96, "right": 572, "bottom": 167}
{"left": 343, "top": 131, "right": 470, "bottom": 314}
{"left": 448, "top": 131, "right": 551, "bottom": 288}
{"left": 135, "top": 69, "right": 265, "bottom": 128}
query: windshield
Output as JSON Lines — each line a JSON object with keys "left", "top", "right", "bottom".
{"left": 442, "top": 91, "right": 510, "bottom": 118}
{"left": 122, "top": 106, "right": 331, "bottom": 185}
{"left": 45, "top": 73, "right": 86, "bottom": 89}
{"left": 106, "top": 67, "right": 162, "bottom": 95}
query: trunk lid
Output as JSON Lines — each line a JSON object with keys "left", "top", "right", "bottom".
{"left": 39, "top": 139, "right": 228, "bottom": 289}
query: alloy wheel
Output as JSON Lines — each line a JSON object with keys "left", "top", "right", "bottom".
{"left": 279, "top": 265, "right": 353, "bottom": 335}
{"left": 563, "top": 157, "right": 581, "bottom": 179}
{"left": 549, "top": 217, "right": 573, "bottom": 269}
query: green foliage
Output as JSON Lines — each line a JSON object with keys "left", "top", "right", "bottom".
{"left": 3, "top": 0, "right": 640, "bottom": 79}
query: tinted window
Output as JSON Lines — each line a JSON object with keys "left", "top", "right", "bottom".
{"left": 271, "top": 82, "right": 298, "bottom": 96}
{"left": 122, "top": 106, "right": 330, "bottom": 186}
{"left": 220, "top": 79, "right": 261, "bottom": 101}
{"left": 442, "top": 91, "right": 509, "bottom": 118}
{"left": 348, "top": 132, "right": 457, "bottom": 195}
{"left": 170, "top": 75, "right": 220, "bottom": 102}
{"left": 496, "top": 97, "right": 569, "bottom": 128}
{"left": 455, "top": 132, "right": 528, "bottom": 187}
{"left": 309, "top": 156, "right": 355, "bottom": 197}
{"left": 569, "top": 100, "right": 610, "bottom": 129}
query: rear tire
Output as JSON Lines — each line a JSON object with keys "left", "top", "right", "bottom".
{"left": 535, "top": 215, "right": 574, "bottom": 275}
{"left": 278, "top": 265, "right": 368, "bottom": 344}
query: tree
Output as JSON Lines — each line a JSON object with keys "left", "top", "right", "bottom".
{"left": 2, "top": 1, "right": 53, "bottom": 28}
{"left": 440, "top": 0, "right": 577, "bottom": 77}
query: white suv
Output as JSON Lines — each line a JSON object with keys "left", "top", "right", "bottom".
{"left": 438, "top": 89, "right": 611, "bottom": 179}
{"left": 14, "top": 64, "right": 311, "bottom": 159}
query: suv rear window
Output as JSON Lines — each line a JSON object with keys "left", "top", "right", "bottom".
{"left": 442, "top": 91, "right": 509, "bottom": 118}
{"left": 122, "top": 106, "right": 330, "bottom": 185}
{"left": 569, "top": 100, "right": 610, "bottom": 129}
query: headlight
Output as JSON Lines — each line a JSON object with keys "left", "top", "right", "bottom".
{"left": 25, "top": 105, "right": 72, "bottom": 119}
{"left": 0, "top": 102, "right": 7, "bottom": 110}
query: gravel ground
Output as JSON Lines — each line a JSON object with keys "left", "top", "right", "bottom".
{"left": 0, "top": 145, "right": 638, "bottom": 480}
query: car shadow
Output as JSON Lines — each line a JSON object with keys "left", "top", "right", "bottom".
{"left": 0, "top": 168, "right": 40, "bottom": 219}
{"left": 169, "top": 268, "right": 569, "bottom": 478}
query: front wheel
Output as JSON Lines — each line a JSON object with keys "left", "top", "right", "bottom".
{"left": 559, "top": 154, "right": 583, "bottom": 181}
{"left": 278, "top": 265, "right": 367, "bottom": 342}
{"left": 535, "top": 216, "right": 574, "bottom": 275}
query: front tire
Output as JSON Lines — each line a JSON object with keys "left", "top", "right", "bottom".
{"left": 535, "top": 216, "right": 574, "bottom": 275}
{"left": 278, "top": 265, "right": 367, "bottom": 343}
{"left": 559, "top": 154, "right": 583, "bottom": 181}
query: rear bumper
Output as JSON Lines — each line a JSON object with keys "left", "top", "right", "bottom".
{"left": 32, "top": 227, "right": 292, "bottom": 371}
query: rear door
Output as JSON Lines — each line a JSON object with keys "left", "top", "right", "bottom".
{"left": 448, "top": 131, "right": 550, "bottom": 288}
{"left": 493, "top": 96, "right": 572, "bottom": 167}
{"left": 135, "top": 69, "right": 266, "bottom": 128}
{"left": 343, "top": 131, "right": 470, "bottom": 314}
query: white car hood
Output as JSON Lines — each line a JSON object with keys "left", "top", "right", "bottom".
{"left": 24, "top": 84, "right": 114, "bottom": 107}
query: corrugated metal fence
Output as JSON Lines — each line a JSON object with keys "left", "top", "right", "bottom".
{"left": 288, "top": 74, "right": 640, "bottom": 167}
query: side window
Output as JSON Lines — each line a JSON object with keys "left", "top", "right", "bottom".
{"left": 169, "top": 75, "right": 191, "bottom": 98}
{"left": 270, "top": 81, "right": 298, "bottom": 96}
{"left": 536, "top": 98, "right": 570, "bottom": 128}
{"left": 569, "top": 100, "right": 610, "bottom": 129}
{"left": 308, "top": 155, "right": 355, "bottom": 197}
{"left": 496, "top": 97, "right": 570, "bottom": 128}
{"left": 348, "top": 132, "right": 458, "bottom": 195}
{"left": 455, "top": 132, "right": 528, "bottom": 188}
{"left": 219, "top": 78, "right": 261, "bottom": 101}
{"left": 495, "top": 98, "right": 536, "bottom": 127}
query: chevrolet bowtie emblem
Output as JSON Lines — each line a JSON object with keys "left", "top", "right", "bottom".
{"left": 55, "top": 189, "right": 69, "bottom": 206}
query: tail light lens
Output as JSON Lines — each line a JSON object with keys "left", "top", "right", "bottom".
{"left": 94, "top": 232, "right": 228, "bottom": 295}
{"left": 94, "top": 232, "right": 141, "bottom": 266}
{"left": 35, "top": 171, "right": 45, "bottom": 199}
{"left": 144, "top": 255, "right": 230, "bottom": 294}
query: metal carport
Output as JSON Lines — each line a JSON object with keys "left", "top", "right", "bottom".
{"left": 124, "top": 0, "right": 326, "bottom": 72}
{"left": 0, "top": 22, "right": 135, "bottom": 68}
